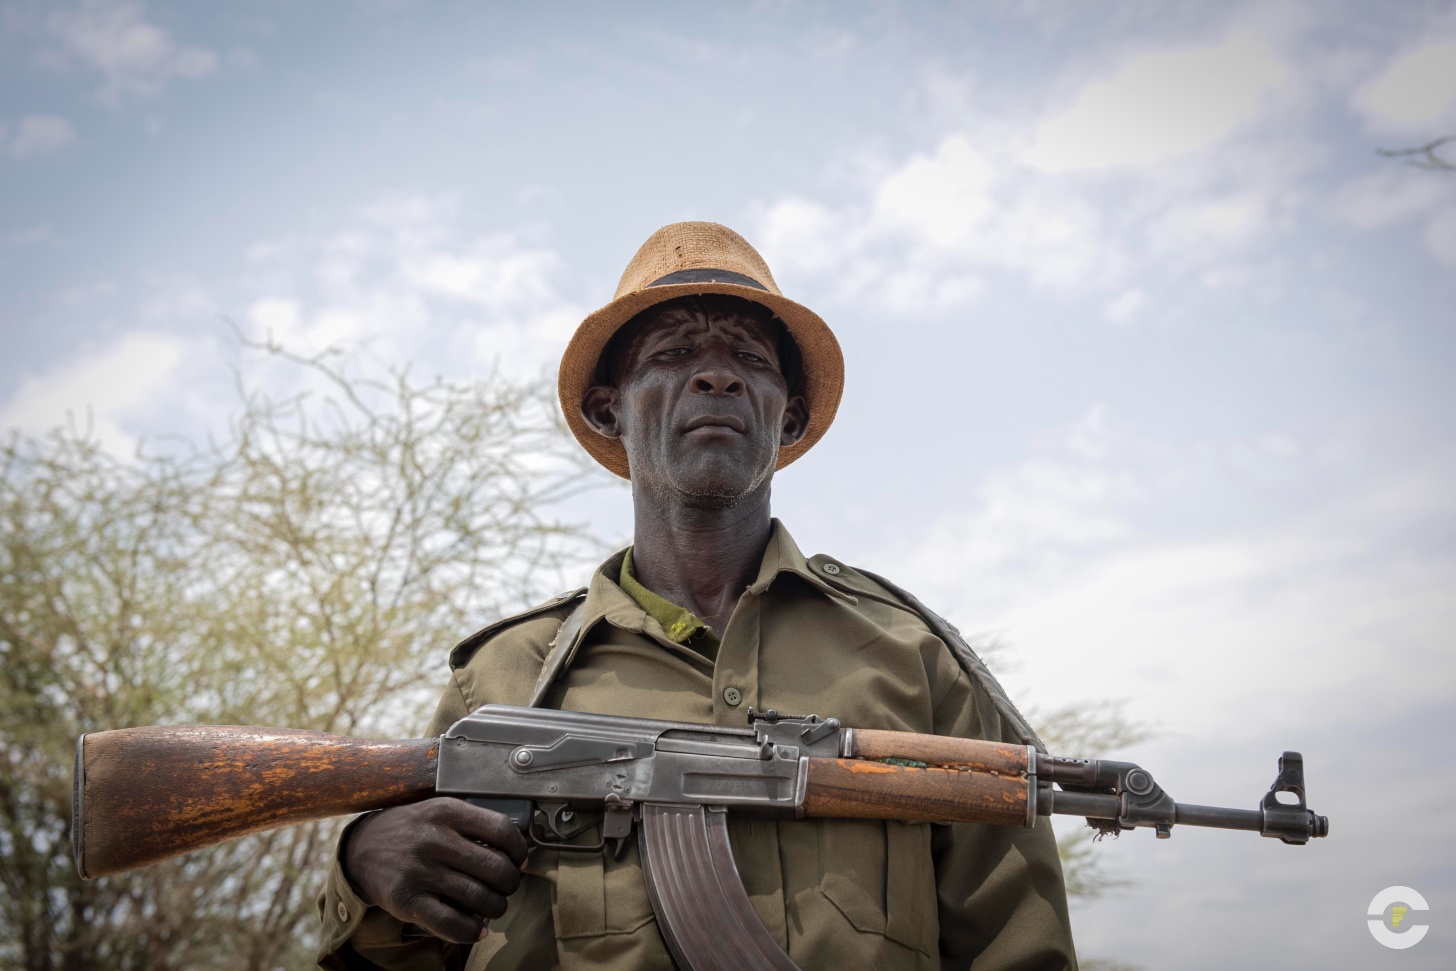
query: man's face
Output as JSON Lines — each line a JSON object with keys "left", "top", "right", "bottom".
{"left": 581, "top": 300, "right": 808, "bottom": 507}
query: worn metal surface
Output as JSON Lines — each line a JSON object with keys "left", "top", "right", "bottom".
{"left": 436, "top": 705, "right": 840, "bottom": 816}
{"left": 1034, "top": 750, "right": 1329, "bottom": 843}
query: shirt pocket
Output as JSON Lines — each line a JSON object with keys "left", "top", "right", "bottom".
{"left": 549, "top": 838, "right": 657, "bottom": 940}
{"left": 818, "top": 819, "right": 937, "bottom": 956}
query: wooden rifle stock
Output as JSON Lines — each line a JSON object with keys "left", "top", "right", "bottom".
{"left": 74, "top": 726, "right": 438, "bottom": 879}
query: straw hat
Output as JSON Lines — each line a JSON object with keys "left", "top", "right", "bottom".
{"left": 558, "top": 222, "right": 844, "bottom": 479}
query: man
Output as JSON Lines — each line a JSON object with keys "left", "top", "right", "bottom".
{"left": 317, "top": 222, "right": 1078, "bottom": 970}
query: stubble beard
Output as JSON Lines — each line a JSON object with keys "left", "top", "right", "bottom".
{"left": 640, "top": 440, "right": 779, "bottom": 511}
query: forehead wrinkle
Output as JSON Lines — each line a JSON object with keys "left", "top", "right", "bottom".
{"left": 695, "top": 310, "right": 777, "bottom": 350}
{"left": 648, "top": 312, "right": 709, "bottom": 340}
{"left": 641, "top": 308, "right": 772, "bottom": 350}
{"left": 601, "top": 296, "right": 789, "bottom": 389}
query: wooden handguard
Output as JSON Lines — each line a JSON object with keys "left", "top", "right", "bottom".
{"left": 74, "top": 726, "right": 439, "bottom": 879}
{"left": 847, "top": 729, "right": 1031, "bottom": 774}
{"left": 802, "top": 759, "right": 1029, "bottom": 825}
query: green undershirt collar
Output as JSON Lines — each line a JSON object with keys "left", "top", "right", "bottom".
{"left": 619, "top": 547, "right": 721, "bottom": 661}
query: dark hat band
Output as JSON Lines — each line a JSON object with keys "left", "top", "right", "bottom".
{"left": 647, "top": 268, "right": 768, "bottom": 290}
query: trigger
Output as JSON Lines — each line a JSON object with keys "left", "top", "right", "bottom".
{"left": 544, "top": 803, "right": 596, "bottom": 840}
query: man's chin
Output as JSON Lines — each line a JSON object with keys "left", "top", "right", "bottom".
{"left": 676, "top": 489, "right": 745, "bottom": 511}
{"left": 661, "top": 453, "right": 775, "bottom": 508}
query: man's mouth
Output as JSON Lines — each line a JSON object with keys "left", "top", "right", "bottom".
{"left": 683, "top": 414, "right": 747, "bottom": 433}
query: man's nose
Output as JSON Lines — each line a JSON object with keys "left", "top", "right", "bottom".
{"left": 690, "top": 367, "right": 744, "bottom": 396}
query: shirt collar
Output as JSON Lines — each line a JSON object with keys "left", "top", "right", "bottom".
{"left": 569, "top": 519, "right": 855, "bottom": 656}
{"left": 525, "top": 520, "right": 862, "bottom": 707}
{"left": 746, "top": 518, "right": 859, "bottom": 604}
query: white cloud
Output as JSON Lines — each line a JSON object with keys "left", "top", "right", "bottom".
{"left": 1424, "top": 205, "right": 1456, "bottom": 268}
{"left": 872, "top": 406, "right": 1139, "bottom": 611}
{"left": 752, "top": 197, "right": 848, "bottom": 276}
{"left": 240, "top": 194, "right": 582, "bottom": 380}
{"left": 1, "top": 114, "right": 78, "bottom": 159}
{"left": 871, "top": 136, "right": 1117, "bottom": 289}
{"left": 138, "top": 276, "right": 215, "bottom": 323}
{"left": 3, "top": 196, "right": 582, "bottom": 461}
{"left": 1144, "top": 191, "right": 1271, "bottom": 253}
{"left": 1102, "top": 288, "right": 1147, "bottom": 324}
{"left": 869, "top": 414, "right": 1456, "bottom": 740}
{"left": 1351, "top": 35, "right": 1456, "bottom": 135}
{"left": 1023, "top": 30, "right": 1289, "bottom": 171}
{"left": 246, "top": 296, "right": 302, "bottom": 340}
{"left": 756, "top": 115, "right": 1283, "bottom": 306}
{"left": 1329, "top": 169, "right": 1453, "bottom": 230}
{"left": 754, "top": 135, "right": 1122, "bottom": 308}
{"left": 1329, "top": 169, "right": 1456, "bottom": 269}
{"left": 47, "top": 0, "right": 218, "bottom": 104}
{"left": 0, "top": 191, "right": 584, "bottom": 454}
{"left": 400, "top": 239, "right": 562, "bottom": 312}
{"left": 870, "top": 137, "right": 999, "bottom": 246}
{"left": 1198, "top": 264, "right": 1253, "bottom": 290}
{"left": 0, "top": 332, "right": 187, "bottom": 453}
{"left": 752, "top": 21, "right": 1314, "bottom": 310}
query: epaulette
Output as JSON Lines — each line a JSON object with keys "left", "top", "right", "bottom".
{"left": 808, "top": 558, "right": 1047, "bottom": 754}
{"left": 449, "top": 588, "right": 587, "bottom": 670}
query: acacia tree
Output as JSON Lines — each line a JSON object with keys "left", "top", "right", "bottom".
{"left": 0, "top": 344, "right": 598, "bottom": 971}
{"left": 1035, "top": 699, "right": 1146, "bottom": 900}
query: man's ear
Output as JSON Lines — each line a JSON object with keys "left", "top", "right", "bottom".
{"left": 780, "top": 395, "right": 809, "bottom": 447}
{"left": 581, "top": 385, "right": 622, "bottom": 439}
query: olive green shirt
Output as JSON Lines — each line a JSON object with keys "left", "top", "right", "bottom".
{"left": 318, "top": 521, "right": 1077, "bottom": 970}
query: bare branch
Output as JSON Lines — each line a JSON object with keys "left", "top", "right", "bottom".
{"left": 1377, "top": 135, "right": 1456, "bottom": 173}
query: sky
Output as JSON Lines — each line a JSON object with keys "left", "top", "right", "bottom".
{"left": 3, "top": 1, "right": 1455, "bottom": 967}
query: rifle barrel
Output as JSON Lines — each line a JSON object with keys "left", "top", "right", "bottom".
{"left": 1039, "top": 789, "right": 1269, "bottom": 833}
{"left": 1174, "top": 803, "right": 1263, "bottom": 832}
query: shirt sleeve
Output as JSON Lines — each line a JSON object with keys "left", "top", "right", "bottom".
{"left": 932, "top": 670, "right": 1080, "bottom": 971}
{"left": 315, "top": 677, "right": 474, "bottom": 970}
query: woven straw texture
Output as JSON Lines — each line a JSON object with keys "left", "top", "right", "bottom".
{"left": 558, "top": 222, "right": 844, "bottom": 479}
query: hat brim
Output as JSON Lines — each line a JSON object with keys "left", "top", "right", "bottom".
{"left": 558, "top": 282, "right": 844, "bottom": 480}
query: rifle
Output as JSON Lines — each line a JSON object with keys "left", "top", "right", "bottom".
{"left": 74, "top": 704, "right": 1328, "bottom": 971}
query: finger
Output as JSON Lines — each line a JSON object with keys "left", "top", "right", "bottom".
{"left": 431, "top": 868, "right": 510, "bottom": 920}
{"left": 438, "top": 834, "right": 524, "bottom": 896}
{"left": 445, "top": 802, "right": 531, "bottom": 866}
{"left": 393, "top": 890, "right": 487, "bottom": 945}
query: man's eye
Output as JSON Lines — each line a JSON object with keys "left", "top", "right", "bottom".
{"left": 736, "top": 350, "right": 765, "bottom": 365}
{"left": 654, "top": 347, "right": 690, "bottom": 359}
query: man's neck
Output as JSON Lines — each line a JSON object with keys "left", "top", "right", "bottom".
{"left": 628, "top": 485, "right": 773, "bottom": 637}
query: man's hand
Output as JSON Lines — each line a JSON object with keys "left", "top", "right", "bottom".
{"left": 340, "top": 798, "right": 530, "bottom": 944}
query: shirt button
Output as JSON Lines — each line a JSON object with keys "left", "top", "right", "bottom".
{"left": 722, "top": 686, "right": 743, "bottom": 706}
{"left": 337, "top": 900, "right": 349, "bottom": 922}
{"left": 821, "top": 563, "right": 841, "bottom": 575}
